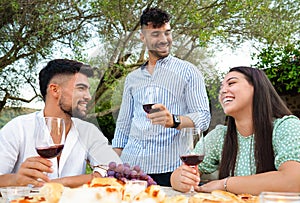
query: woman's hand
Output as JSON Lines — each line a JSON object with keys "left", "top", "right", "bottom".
{"left": 171, "top": 164, "right": 200, "bottom": 192}
{"left": 195, "top": 178, "right": 227, "bottom": 193}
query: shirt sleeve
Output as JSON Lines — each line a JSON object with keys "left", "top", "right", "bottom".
{"left": 112, "top": 77, "right": 133, "bottom": 148}
{"left": 272, "top": 115, "right": 300, "bottom": 169}
{"left": 184, "top": 66, "right": 211, "bottom": 132}
{"left": 0, "top": 117, "right": 23, "bottom": 174}
{"left": 77, "top": 122, "right": 122, "bottom": 166}
{"left": 197, "top": 125, "right": 226, "bottom": 174}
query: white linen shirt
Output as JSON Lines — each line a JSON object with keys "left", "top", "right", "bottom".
{"left": 0, "top": 111, "right": 121, "bottom": 179}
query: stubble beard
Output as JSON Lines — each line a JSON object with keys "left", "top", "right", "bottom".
{"left": 148, "top": 42, "right": 171, "bottom": 59}
{"left": 59, "top": 99, "right": 86, "bottom": 119}
{"left": 149, "top": 49, "right": 169, "bottom": 59}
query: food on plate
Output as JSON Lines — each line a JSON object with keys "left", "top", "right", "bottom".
{"left": 211, "top": 190, "right": 245, "bottom": 202}
{"left": 133, "top": 185, "right": 166, "bottom": 203}
{"left": 86, "top": 177, "right": 125, "bottom": 196}
{"left": 162, "top": 195, "right": 188, "bottom": 203}
{"left": 189, "top": 190, "right": 258, "bottom": 203}
{"left": 39, "top": 182, "right": 64, "bottom": 203}
{"left": 9, "top": 183, "right": 64, "bottom": 203}
{"left": 10, "top": 196, "right": 46, "bottom": 203}
{"left": 238, "top": 194, "right": 259, "bottom": 203}
{"left": 8, "top": 177, "right": 258, "bottom": 203}
{"left": 123, "top": 180, "right": 148, "bottom": 202}
{"left": 89, "top": 177, "right": 125, "bottom": 188}
{"left": 87, "top": 178, "right": 164, "bottom": 202}
{"left": 189, "top": 192, "right": 225, "bottom": 202}
{"left": 59, "top": 187, "right": 122, "bottom": 203}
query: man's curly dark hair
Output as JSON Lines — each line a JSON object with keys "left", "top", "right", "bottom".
{"left": 140, "top": 7, "right": 171, "bottom": 28}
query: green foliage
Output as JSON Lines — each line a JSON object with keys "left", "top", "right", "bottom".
{"left": 97, "top": 114, "right": 116, "bottom": 144}
{"left": 94, "top": 100, "right": 116, "bottom": 143}
{"left": 85, "top": 164, "right": 93, "bottom": 175}
{"left": 1, "top": 0, "right": 300, "bottom": 138}
{"left": 204, "top": 73, "right": 224, "bottom": 111}
{"left": 0, "top": 107, "right": 36, "bottom": 128}
{"left": 253, "top": 41, "right": 300, "bottom": 95}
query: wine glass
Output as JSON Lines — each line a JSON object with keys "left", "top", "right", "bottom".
{"left": 142, "top": 85, "right": 160, "bottom": 114}
{"left": 142, "top": 85, "right": 163, "bottom": 136}
{"left": 34, "top": 117, "right": 66, "bottom": 177}
{"left": 179, "top": 127, "right": 205, "bottom": 193}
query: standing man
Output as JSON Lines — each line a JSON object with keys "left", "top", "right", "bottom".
{"left": 0, "top": 59, "right": 121, "bottom": 188}
{"left": 112, "top": 7, "right": 210, "bottom": 186}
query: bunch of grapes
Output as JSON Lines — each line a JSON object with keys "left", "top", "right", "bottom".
{"left": 106, "top": 162, "right": 157, "bottom": 187}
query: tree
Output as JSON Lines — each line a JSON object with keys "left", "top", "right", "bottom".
{"left": 0, "top": 0, "right": 96, "bottom": 111}
{"left": 88, "top": 0, "right": 300, "bottom": 109}
{"left": 253, "top": 40, "right": 300, "bottom": 95}
{"left": 1, "top": 0, "right": 299, "bottom": 118}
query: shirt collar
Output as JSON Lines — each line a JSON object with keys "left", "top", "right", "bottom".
{"left": 141, "top": 55, "right": 172, "bottom": 70}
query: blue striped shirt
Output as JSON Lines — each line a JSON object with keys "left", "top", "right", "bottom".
{"left": 112, "top": 55, "right": 211, "bottom": 174}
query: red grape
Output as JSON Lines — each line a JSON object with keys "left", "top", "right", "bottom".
{"left": 105, "top": 162, "right": 157, "bottom": 187}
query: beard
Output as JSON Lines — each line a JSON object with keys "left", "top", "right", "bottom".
{"left": 148, "top": 49, "right": 169, "bottom": 59}
{"left": 148, "top": 41, "right": 171, "bottom": 59}
{"left": 59, "top": 97, "right": 86, "bottom": 119}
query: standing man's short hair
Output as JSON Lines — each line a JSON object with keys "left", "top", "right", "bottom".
{"left": 140, "top": 7, "right": 171, "bottom": 28}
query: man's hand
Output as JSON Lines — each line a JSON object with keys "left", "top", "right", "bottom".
{"left": 146, "top": 104, "right": 173, "bottom": 127}
{"left": 13, "top": 156, "right": 53, "bottom": 187}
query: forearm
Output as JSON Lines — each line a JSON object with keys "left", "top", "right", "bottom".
{"left": 0, "top": 174, "right": 17, "bottom": 187}
{"left": 52, "top": 174, "right": 94, "bottom": 188}
{"left": 227, "top": 170, "right": 300, "bottom": 195}
{"left": 184, "top": 111, "right": 210, "bottom": 131}
{"left": 113, "top": 148, "right": 123, "bottom": 156}
{"left": 176, "top": 115, "right": 195, "bottom": 130}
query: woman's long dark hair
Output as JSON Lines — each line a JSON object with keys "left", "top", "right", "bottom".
{"left": 219, "top": 66, "right": 292, "bottom": 179}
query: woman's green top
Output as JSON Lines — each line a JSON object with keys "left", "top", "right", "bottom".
{"left": 194, "top": 115, "right": 300, "bottom": 176}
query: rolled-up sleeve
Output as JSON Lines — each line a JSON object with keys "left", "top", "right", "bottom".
{"left": 112, "top": 77, "right": 133, "bottom": 148}
{"left": 185, "top": 67, "right": 211, "bottom": 131}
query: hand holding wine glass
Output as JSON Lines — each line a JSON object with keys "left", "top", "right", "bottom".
{"left": 179, "top": 127, "right": 205, "bottom": 193}
{"left": 142, "top": 85, "right": 166, "bottom": 136}
{"left": 35, "top": 117, "right": 65, "bottom": 159}
{"left": 142, "top": 85, "right": 160, "bottom": 114}
{"left": 35, "top": 117, "right": 66, "bottom": 179}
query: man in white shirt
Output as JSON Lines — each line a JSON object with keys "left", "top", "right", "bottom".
{"left": 0, "top": 59, "right": 121, "bottom": 188}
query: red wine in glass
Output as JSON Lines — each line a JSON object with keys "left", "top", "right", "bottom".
{"left": 36, "top": 144, "right": 64, "bottom": 159}
{"left": 143, "top": 104, "right": 160, "bottom": 114}
{"left": 143, "top": 104, "right": 154, "bottom": 113}
{"left": 180, "top": 154, "right": 204, "bottom": 166}
{"left": 179, "top": 128, "right": 205, "bottom": 193}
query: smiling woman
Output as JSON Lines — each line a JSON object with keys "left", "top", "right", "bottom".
{"left": 171, "top": 66, "right": 300, "bottom": 195}
{"left": 219, "top": 71, "right": 254, "bottom": 119}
